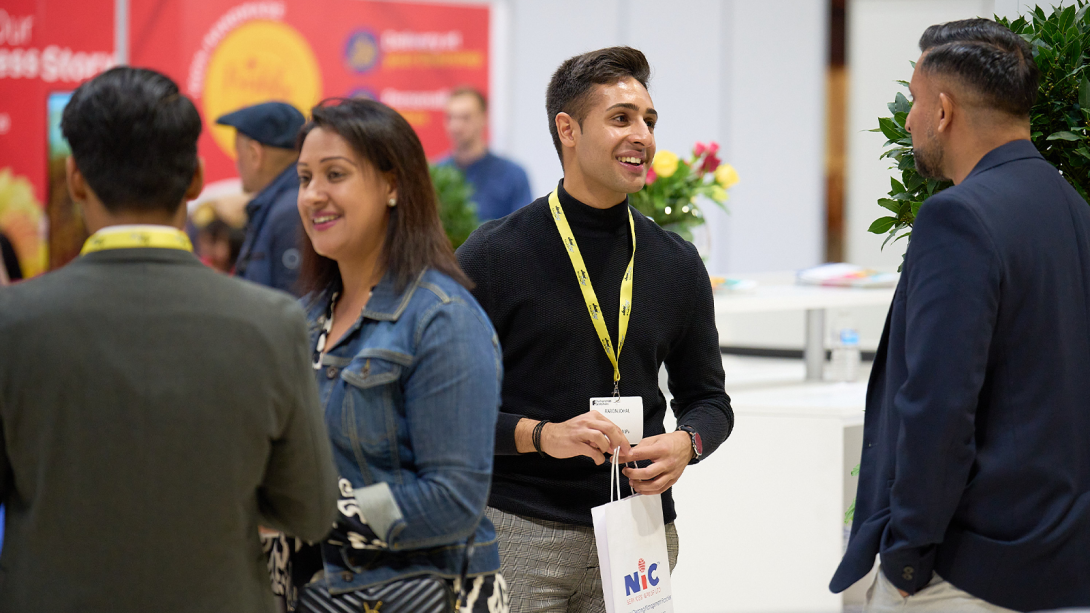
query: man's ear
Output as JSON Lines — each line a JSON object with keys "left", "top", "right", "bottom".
{"left": 937, "top": 92, "right": 954, "bottom": 133}
{"left": 555, "top": 112, "right": 579, "bottom": 150}
{"left": 250, "top": 139, "right": 265, "bottom": 169}
{"left": 66, "top": 156, "right": 89, "bottom": 203}
{"left": 184, "top": 158, "right": 205, "bottom": 201}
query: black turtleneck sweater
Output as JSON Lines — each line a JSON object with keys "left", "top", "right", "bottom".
{"left": 456, "top": 181, "right": 733, "bottom": 526}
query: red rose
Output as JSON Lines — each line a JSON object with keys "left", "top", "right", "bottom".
{"left": 702, "top": 154, "right": 721, "bottom": 173}
{"left": 645, "top": 166, "right": 657, "bottom": 184}
{"left": 706, "top": 141, "right": 720, "bottom": 156}
{"left": 693, "top": 142, "right": 707, "bottom": 157}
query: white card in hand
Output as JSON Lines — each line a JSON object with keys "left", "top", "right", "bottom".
{"left": 590, "top": 396, "right": 644, "bottom": 445}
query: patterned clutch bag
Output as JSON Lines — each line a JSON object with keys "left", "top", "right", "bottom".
{"left": 297, "top": 574, "right": 455, "bottom": 613}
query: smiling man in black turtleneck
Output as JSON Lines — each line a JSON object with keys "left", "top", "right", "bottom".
{"left": 456, "top": 47, "right": 733, "bottom": 612}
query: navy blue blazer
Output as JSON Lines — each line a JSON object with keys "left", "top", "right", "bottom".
{"left": 831, "top": 140, "right": 1090, "bottom": 611}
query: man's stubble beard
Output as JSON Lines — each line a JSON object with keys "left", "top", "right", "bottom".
{"left": 913, "top": 126, "right": 948, "bottom": 181}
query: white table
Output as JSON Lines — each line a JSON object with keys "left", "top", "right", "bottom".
{"left": 713, "top": 272, "right": 896, "bottom": 381}
{"left": 667, "top": 365, "right": 870, "bottom": 612}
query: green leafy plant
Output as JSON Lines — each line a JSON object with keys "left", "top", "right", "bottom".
{"left": 845, "top": 463, "right": 860, "bottom": 524}
{"left": 429, "top": 165, "right": 479, "bottom": 249}
{"left": 870, "top": 3, "right": 1090, "bottom": 254}
{"left": 629, "top": 142, "right": 737, "bottom": 241}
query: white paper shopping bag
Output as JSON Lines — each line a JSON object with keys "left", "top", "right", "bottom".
{"left": 591, "top": 451, "right": 674, "bottom": 613}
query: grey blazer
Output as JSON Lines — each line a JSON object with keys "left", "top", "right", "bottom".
{"left": 0, "top": 246, "right": 338, "bottom": 612}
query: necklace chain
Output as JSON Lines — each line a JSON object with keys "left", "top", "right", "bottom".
{"left": 312, "top": 287, "right": 373, "bottom": 370}
{"left": 312, "top": 292, "right": 340, "bottom": 370}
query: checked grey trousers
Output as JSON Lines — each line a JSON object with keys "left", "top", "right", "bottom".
{"left": 486, "top": 507, "right": 679, "bottom": 613}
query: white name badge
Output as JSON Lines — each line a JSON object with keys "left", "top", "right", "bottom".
{"left": 589, "top": 396, "right": 644, "bottom": 445}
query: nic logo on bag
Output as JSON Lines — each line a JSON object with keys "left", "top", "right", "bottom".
{"left": 625, "top": 558, "right": 663, "bottom": 598}
{"left": 592, "top": 450, "right": 674, "bottom": 613}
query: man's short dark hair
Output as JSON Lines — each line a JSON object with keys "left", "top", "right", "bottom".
{"left": 918, "top": 18, "right": 1039, "bottom": 117}
{"left": 450, "top": 86, "right": 488, "bottom": 113}
{"left": 545, "top": 46, "right": 651, "bottom": 162}
{"left": 61, "top": 66, "right": 202, "bottom": 214}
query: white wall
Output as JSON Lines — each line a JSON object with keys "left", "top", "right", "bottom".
{"left": 717, "top": 0, "right": 828, "bottom": 274}
{"left": 493, "top": 0, "right": 829, "bottom": 276}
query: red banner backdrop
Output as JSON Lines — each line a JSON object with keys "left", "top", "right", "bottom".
{"left": 130, "top": 0, "right": 490, "bottom": 190}
{"left": 0, "top": 0, "right": 116, "bottom": 277}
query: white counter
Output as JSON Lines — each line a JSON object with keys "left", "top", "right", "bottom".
{"left": 713, "top": 272, "right": 894, "bottom": 381}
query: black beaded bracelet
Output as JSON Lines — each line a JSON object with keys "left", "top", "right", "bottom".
{"left": 532, "top": 420, "right": 550, "bottom": 458}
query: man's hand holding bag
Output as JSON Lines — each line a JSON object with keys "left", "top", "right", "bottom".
{"left": 592, "top": 449, "right": 675, "bottom": 613}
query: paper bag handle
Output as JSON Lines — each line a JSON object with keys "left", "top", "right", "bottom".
{"left": 609, "top": 446, "right": 622, "bottom": 502}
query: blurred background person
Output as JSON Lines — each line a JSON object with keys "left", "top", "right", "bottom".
{"left": 0, "top": 67, "right": 338, "bottom": 613}
{"left": 217, "top": 102, "right": 307, "bottom": 295}
{"left": 291, "top": 98, "right": 508, "bottom": 612}
{"left": 441, "top": 87, "right": 532, "bottom": 221}
{"left": 191, "top": 194, "right": 249, "bottom": 274}
{"left": 0, "top": 231, "right": 18, "bottom": 285}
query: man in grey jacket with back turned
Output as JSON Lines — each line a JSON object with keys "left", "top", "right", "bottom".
{"left": 0, "top": 67, "right": 337, "bottom": 612}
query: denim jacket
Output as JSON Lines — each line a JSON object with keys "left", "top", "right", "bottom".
{"left": 304, "top": 268, "right": 502, "bottom": 593}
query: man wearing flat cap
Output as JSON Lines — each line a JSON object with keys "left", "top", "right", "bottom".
{"left": 217, "top": 101, "right": 306, "bottom": 295}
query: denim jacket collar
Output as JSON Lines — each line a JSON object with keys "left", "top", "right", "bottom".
{"left": 305, "top": 270, "right": 428, "bottom": 353}
{"left": 362, "top": 270, "right": 427, "bottom": 322}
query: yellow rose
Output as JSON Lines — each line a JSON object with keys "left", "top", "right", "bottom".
{"left": 651, "top": 150, "right": 679, "bottom": 178}
{"left": 710, "top": 186, "right": 729, "bottom": 203}
{"left": 715, "top": 163, "right": 740, "bottom": 188}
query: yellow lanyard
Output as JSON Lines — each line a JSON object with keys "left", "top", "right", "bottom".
{"left": 548, "top": 188, "right": 635, "bottom": 388}
{"left": 80, "top": 226, "right": 193, "bottom": 255}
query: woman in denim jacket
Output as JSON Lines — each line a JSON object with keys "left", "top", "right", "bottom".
{"left": 292, "top": 98, "right": 507, "bottom": 612}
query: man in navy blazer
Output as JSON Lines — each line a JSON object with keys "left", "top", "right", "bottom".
{"left": 831, "top": 19, "right": 1090, "bottom": 612}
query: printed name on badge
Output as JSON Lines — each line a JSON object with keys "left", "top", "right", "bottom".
{"left": 590, "top": 396, "right": 643, "bottom": 445}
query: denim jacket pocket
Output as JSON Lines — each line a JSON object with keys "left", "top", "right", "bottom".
{"left": 339, "top": 356, "right": 404, "bottom": 484}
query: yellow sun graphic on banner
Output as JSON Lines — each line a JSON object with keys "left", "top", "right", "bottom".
{"left": 203, "top": 20, "right": 322, "bottom": 159}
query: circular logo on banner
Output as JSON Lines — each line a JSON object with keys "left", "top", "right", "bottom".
{"left": 348, "top": 87, "right": 378, "bottom": 101}
{"left": 344, "top": 30, "right": 381, "bottom": 74}
{"left": 203, "top": 20, "right": 323, "bottom": 160}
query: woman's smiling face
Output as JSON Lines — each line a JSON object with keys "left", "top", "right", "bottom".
{"left": 296, "top": 126, "right": 396, "bottom": 265}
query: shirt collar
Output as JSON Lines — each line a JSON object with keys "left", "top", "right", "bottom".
{"left": 246, "top": 164, "right": 299, "bottom": 215}
{"left": 449, "top": 150, "right": 492, "bottom": 171}
{"left": 94, "top": 224, "right": 180, "bottom": 232}
{"left": 964, "top": 139, "right": 1042, "bottom": 182}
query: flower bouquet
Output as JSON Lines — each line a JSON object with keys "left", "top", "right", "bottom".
{"left": 629, "top": 141, "right": 739, "bottom": 241}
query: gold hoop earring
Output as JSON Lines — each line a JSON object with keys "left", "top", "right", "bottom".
{"left": 387, "top": 198, "right": 397, "bottom": 208}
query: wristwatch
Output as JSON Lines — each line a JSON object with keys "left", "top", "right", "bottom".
{"left": 677, "top": 425, "right": 702, "bottom": 464}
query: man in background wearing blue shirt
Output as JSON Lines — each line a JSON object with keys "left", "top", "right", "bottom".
{"left": 442, "top": 87, "right": 532, "bottom": 221}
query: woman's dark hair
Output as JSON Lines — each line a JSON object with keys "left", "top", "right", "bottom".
{"left": 60, "top": 66, "right": 201, "bottom": 214}
{"left": 545, "top": 46, "right": 651, "bottom": 163}
{"left": 296, "top": 97, "right": 472, "bottom": 294}
{"left": 918, "top": 18, "right": 1039, "bottom": 117}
